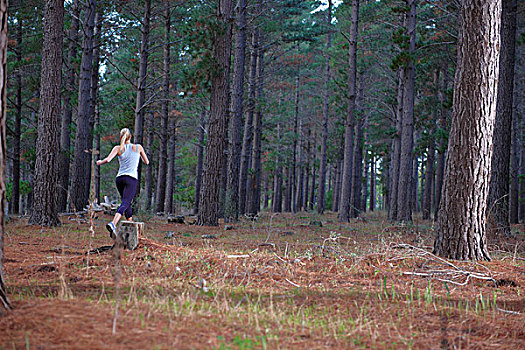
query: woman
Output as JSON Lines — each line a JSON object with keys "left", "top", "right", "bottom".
{"left": 96, "top": 128, "right": 149, "bottom": 239}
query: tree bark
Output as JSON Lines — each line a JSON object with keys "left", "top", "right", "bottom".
{"left": 434, "top": 0, "right": 501, "bottom": 261}
{"left": 58, "top": 0, "right": 79, "bottom": 212}
{"left": 332, "top": 158, "right": 342, "bottom": 212}
{"left": 411, "top": 151, "right": 419, "bottom": 213}
{"left": 309, "top": 153, "right": 316, "bottom": 211}
{"left": 29, "top": 0, "right": 64, "bottom": 226}
{"left": 89, "top": 11, "right": 101, "bottom": 203}
{"left": 247, "top": 46, "right": 265, "bottom": 215}
{"left": 369, "top": 156, "right": 375, "bottom": 211}
{"left": 224, "top": 0, "right": 247, "bottom": 222}
{"left": 487, "top": 0, "right": 517, "bottom": 237}
{"left": 294, "top": 118, "right": 304, "bottom": 212}
{"left": 361, "top": 150, "right": 368, "bottom": 212}
{"left": 155, "top": 3, "right": 171, "bottom": 214}
{"left": 0, "top": 0, "right": 12, "bottom": 311}
{"left": 239, "top": 29, "right": 258, "bottom": 215}
{"left": 94, "top": 109, "right": 100, "bottom": 204}
{"left": 339, "top": 0, "right": 359, "bottom": 222}
{"left": 388, "top": 68, "right": 404, "bottom": 220}
{"left": 318, "top": 0, "right": 332, "bottom": 214}
{"left": 272, "top": 122, "right": 283, "bottom": 212}
{"left": 144, "top": 113, "right": 154, "bottom": 210}
{"left": 197, "top": 0, "right": 233, "bottom": 225}
{"left": 165, "top": 117, "right": 177, "bottom": 214}
{"left": 12, "top": 18, "right": 22, "bottom": 214}
{"left": 263, "top": 173, "right": 269, "bottom": 209}
{"left": 351, "top": 119, "right": 363, "bottom": 217}
{"left": 518, "top": 93, "right": 525, "bottom": 223}
{"left": 396, "top": 0, "right": 416, "bottom": 222}
{"left": 434, "top": 68, "right": 448, "bottom": 216}
{"left": 291, "top": 67, "right": 300, "bottom": 213}
{"left": 193, "top": 110, "right": 206, "bottom": 215}
{"left": 70, "top": 0, "right": 95, "bottom": 212}
{"left": 509, "top": 108, "right": 518, "bottom": 224}
{"left": 283, "top": 167, "right": 291, "bottom": 212}
{"left": 422, "top": 140, "right": 435, "bottom": 220}
{"left": 133, "top": 0, "right": 152, "bottom": 202}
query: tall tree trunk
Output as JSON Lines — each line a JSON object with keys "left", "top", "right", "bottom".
{"left": 0, "top": 0, "right": 12, "bottom": 311}
{"left": 294, "top": 118, "right": 304, "bottom": 212}
{"left": 219, "top": 136, "right": 228, "bottom": 217}
{"left": 487, "top": 0, "right": 517, "bottom": 237}
{"left": 411, "top": 152, "right": 419, "bottom": 213}
{"left": 70, "top": 0, "right": 95, "bottom": 212}
{"left": 362, "top": 150, "right": 368, "bottom": 212}
{"left": 332, "top": 159, "right": 342, "bottom": 212}
{"left": 434, "top": 68, "right": 448, "bottom": 216}
{"left": 94, "top": 109, "right": 100, "bottom": 204}
{"left": 263, "top": 173, "right": 269, "bottom": 209}
{"left": 283, "top": 167, "right": 291, "bottom": 212}
{"left": 351, "top": 119, "right": 363, "bottom": 217}
{"left": 225, "top": 0, "right": 247, "bottom": 222}
{"left": 518, "top": 124, "right": 525, "bottom": 223}
{"left": 339, "top": 0, "right": 359, "bottom": 222}
{"left": 318, "top": 0, "right": 332, "bottom": 214}
{"left": 396, "top": 0, "right": 416, "bottom": 222}
{"left": 272, "top": 122, "right": 283, "bottom": 212}
{"left": 239, "top": 29, "right": 258, "bottom": 215}
{"left": 434, "top": 0, "right": 501, "bottom": 261}
{"left": 58, "top": 0, "right": 79, "bottom": 212}
{"left": 197, "top": 0, "right": 234, "bottom": 225}
{"left": 12, "top": 18, "right": 22, "bottom": 214}
{"left": 29, "top": 0, "right": 64, "bottom": 226}
{"left": 422, "top": 140, "right": 435, "bottom": 220}
{"left": 155, "top": 4, "right": 171, "bottom": 213}
{"left": 328, "top": 164, "right": 332, "bottom": 193}
{"left": 247, "top": 47, "right": 265, "bottom": 215}
{"left": 144, "top": 113, "right": 154, "bottom": 210}
{"left": 369, "top": 156, "right": 375, "bottom": 211}
{"left": 88, "top": 11, "right": 101, "bottom": 201}
{"left": 389, "top": 68, "right": 404, "bottom": 220}
{"left": 165, "top": 117, "right": 176, "bottom": 214}
{"left": 291, "top": 67, "right": 300, "bottom": 213}
{"left": 193, "top": 110, "right": 206, "bottom": 215}
{"left": 509, "top": 108, "right": 519, "bottom": 224}
{"left": 309, "top": 152, "right": 316, "bottom": 211}
{"left": 133, "top": 0, "right": 152, "bottom": 202}
{"left": 304, "top": 131, "right": 312, "bottom": 210}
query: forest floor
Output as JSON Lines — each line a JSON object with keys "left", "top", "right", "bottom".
{"left": 0, "top": 210, "right": 524, "bottom": 349}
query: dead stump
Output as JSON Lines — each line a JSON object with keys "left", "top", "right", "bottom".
{"left": 118, "top": 221, "right": 144, "bottom": 250}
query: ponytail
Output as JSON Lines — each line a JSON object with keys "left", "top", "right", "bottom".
{"left": 119, "top": 128, "right": 131, "bottom": 153}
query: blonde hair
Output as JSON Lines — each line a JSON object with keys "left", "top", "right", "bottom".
{"left": 119, "top": 128, "right": 131, "bottom": 153}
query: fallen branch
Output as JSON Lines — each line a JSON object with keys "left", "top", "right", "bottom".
{"left": 393, "top": 243, "right": 498, "bottom": 287}
{"left": 285, "top": 278, "right": 300, "bottom": 288}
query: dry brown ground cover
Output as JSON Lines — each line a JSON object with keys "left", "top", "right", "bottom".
{"left": 0, "top": 211, "right": 524, "bottom": 349}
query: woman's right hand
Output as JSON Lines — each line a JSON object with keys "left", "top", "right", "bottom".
{"left": 96, "top": 160, "right": 104, "bottom": 166}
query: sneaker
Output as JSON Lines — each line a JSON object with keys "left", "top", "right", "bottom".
{"left": 106, "top": 222, "right": 117, "bottom": 240}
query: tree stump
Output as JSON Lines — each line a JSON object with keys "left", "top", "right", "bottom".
{"left": 118, "top": 221, "right": 143, "bottom": 250}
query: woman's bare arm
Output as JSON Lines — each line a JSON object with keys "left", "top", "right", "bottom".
{"left": 96, "top": 146, "right": 120, "bottom": 166}
{"left": 138, "top": 144, "right": 150, "bottom": 165}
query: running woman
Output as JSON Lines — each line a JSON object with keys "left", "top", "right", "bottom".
{"left": 96, "top": 128, "right": 149, "bottom": 239}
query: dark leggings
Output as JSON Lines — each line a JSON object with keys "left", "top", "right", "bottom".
{"left": 116, "top": 175, "right": 138, "bottom": 219}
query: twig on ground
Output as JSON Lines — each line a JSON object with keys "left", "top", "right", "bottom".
{"left": 285, "top": 278, "right": 300, "bottom": 288}
{"left": 392, "top": 243, "right": 498, "bottom": 287}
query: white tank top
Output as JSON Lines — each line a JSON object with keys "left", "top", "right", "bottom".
{"left": 116, "top": 144, "right": 141, "bottom": 179}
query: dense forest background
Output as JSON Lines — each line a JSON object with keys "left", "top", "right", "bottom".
{"left": 4, "top": 0, "right": 525, "bottom": 227}
{"left": 2, "top": 1, "right": 525, "bottom": 346}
